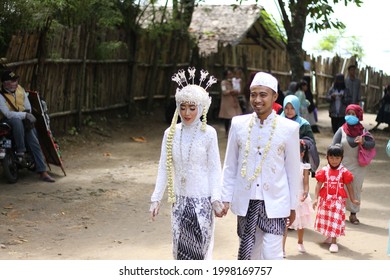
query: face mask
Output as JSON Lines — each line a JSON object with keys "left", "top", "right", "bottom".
{"left": 345, "top": 115, "right": 359, "bottom": 125}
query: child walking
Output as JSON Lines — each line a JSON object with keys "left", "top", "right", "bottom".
{"left": 283, "top": 139, "right": 313, "bottom": 257}
{"left": 312, "top": 144, "right": 360, "bottom": 253}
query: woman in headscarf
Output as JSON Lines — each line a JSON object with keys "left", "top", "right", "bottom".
{"left": 149, "top": 68, "right": 224, "bottom": 260}
{"left": 281, "top": 95, "right": 319, "bottom": 177}
{"left": 331, "top": 104, "right": 376, "bottom": 225}
{"left": 284, "top": 81, "right": 297, "bottom": 96}
{"left": 294, "top": 79, "right": 310, "bottom": 120}
{"left": 281, "top": 95, "right": 316, "bottom": 143}
{"left": 303, "top": 75, "right": 320, "bottom": 133}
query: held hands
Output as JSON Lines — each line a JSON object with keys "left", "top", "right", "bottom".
{"left": 212, "top": 201, "right": 225, "bottom": 218}
{"left": 212, "top": 201, "right": 230, "bottom": 217}
{"left": 149, "top": 201, "right": 161, "bottom": 221}
{"left": 222, "top": 202, "right": 230, "bottom": 216}
{"left": 212, "top": 201, "right": 231, "bottom": 217}
{"left": 25, "top": 113, "right": 37, "bottom": 123}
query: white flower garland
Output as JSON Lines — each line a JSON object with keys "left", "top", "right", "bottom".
{"left": 240, "top": 114, "right": 278, "bottom": 187}
{"left": 201, "top": 108, "right": 207, "bottom": 131}
{"left": 166, "top": 109, "right": 179, "bottom": 203}
{"left": 165, "top": 67, "right": 217, "bottom": 203}
{"left": 165, "top": 107, "right": 207, "bottom": 204}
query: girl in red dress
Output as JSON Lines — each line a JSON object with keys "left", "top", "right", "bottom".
{"left": 312, "top": 144, "right": 360, "bottom": 253}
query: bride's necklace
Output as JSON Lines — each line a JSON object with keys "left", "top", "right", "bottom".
{"left": 241, "top": 113, "right": 277, "bottom": 189}
{"left": 179, "top": 122, "right": 199, "bottom": 188}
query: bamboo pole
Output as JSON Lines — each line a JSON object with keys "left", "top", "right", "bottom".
{"left": 77, "top": 31, "right": 89, "bottom": 131}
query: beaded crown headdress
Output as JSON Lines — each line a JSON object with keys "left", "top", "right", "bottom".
{"left": 170, "top": 67, "right": 217, "bottom": 131}
{"left": 165, "top": 67, "right": 217, "bottom": 203}
{"left": 172, "top": 67, "right": 217, "bottom": 110}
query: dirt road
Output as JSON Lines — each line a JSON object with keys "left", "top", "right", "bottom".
{"left": 0, "top": 109, "right": 389, "bottom": 260}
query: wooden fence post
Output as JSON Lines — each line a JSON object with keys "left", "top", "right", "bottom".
{"left": 77, "top": 31, "right": 89, "bottom": 131}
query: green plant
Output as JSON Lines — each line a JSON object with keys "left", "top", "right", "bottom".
{"left": 68, "top": 127, "right": 78, "bottom": 136}
{"left": 83, "top": 116, "right": 96, "bottom": 127}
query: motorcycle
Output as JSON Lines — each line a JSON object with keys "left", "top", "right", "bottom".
{"left": 0, "top": 90, "right": 65, "bottom": 182}
{"left": 0, "top": 121, "right": 36, "bottom": 183}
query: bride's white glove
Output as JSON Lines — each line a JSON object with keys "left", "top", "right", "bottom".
{"left": 212, "top": 200, "right": 224, "bottom": 216}
{"left": 149, "top": 201, "right": 161, "bottom": 220}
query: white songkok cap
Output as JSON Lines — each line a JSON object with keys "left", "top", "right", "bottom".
{"left": 250, "top": 72, "right": 278, "bottom": 93}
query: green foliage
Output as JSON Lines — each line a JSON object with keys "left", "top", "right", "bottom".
{"left": 297, "top": 0, "right": 363, "bottom": 33}
{"left": 0, "top": 0, "right": 35, "bottom": 55}
{"left": 68, "top": 126, "right": 79, "bottom": 136}
{"left": 143, "top": 3, "right": 189, "bottom": 39}
{"left": 347, "top": 35, "right": 364, "bottom": 59}
{"left": 236, "top": 0, "right": 363, "bottom": 80}
{"left": 83, "top": 115, "right": 96, "bottom": 127}
{"left": 259, "top": 9, "right": 287, "bottom": 44}
{"left": 96, "top": 41, "right": 128, "bottom": 59}
{"left": 1, "top": 0, "right": 196, "bottom": 57}
{"left": 317, "top": 32, "right": 340, "bottom": 51}
{"left": 315, "top": 30, "right": 364, "bottom": 60}
{"left": 29, "top": 0, "right": 124, "bottom": 28}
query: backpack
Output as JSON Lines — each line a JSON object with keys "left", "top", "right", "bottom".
{"left": 301, "top": 136, "right": 320, "bottom": 175}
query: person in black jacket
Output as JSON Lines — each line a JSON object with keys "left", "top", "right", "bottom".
{"left": 303, "top": 75, "right": 320, "bottom": 133}
{"left": 371, "top": 84, "right": 390, "bottom": 132}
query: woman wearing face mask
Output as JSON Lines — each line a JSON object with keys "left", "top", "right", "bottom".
{"left": 331, "top": 104, "right": 375, "bottom": 225}
{"left": 149, "top": 68, "right": 224, "bottom": 260}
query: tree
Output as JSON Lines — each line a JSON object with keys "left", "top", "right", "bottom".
{"left": 0, "top": 0, "right": 34, "bottom": 55}
{"left": 172, "top": 0, "right": 196, "bottom": 30}
{"left": 240, "top": 0, "right": 363, "bottom": 81}
{"left": 317, "top": 31, "right": 340, "bottom": 52}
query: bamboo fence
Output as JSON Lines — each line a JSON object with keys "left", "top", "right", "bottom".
{"left": 2, "top": 27, "right": 389, "bottom": 134}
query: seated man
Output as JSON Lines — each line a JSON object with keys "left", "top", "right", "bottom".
{"left": 0, "top": 70, "right": 55, "bottom": 182}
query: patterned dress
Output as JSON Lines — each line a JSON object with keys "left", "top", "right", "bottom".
{"left": 314, "top": 165, "right": 353, "bottom": 238}
{"left": 290, "top": 162, "right": 313, "bottom": 230}
{"left": 151, "top": 120, "right": 222, "bottom": 260}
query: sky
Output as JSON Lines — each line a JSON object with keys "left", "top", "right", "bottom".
{"left": 193, "top": 0, "right": 390, "bottom": 74}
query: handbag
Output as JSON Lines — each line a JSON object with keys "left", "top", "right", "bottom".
{"left": 358, "top": 131, "right": 376, "bottom": 166}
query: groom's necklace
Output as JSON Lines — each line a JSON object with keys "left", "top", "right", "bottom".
{"left": 179, "top": 122, "right": 199, "bottom": 187}
{"left": 241, "top": 114, "right": 277, "bottom": 189}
